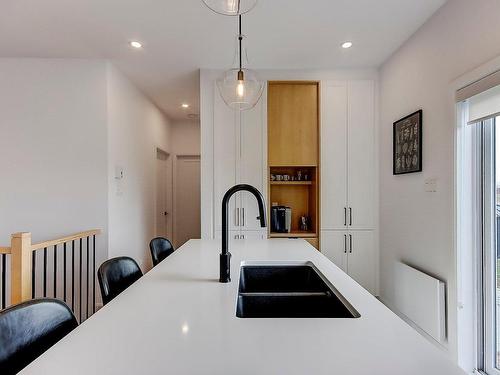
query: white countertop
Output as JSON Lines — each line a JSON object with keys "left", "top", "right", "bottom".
{"left": 21, "top": 239, "right": 465, "bottom": 374}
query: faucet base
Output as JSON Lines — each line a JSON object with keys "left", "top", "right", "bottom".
{"left": 219, "top": 252, "right": 232, "bottom": 283}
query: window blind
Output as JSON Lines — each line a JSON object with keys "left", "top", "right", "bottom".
{"left": 456, "top": 69, "right": 500, "bottom": 124}
{"left": 466, "top": 85, "right": 500, "bottom": 124}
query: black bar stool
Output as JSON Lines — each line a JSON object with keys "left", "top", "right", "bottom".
{"left": 0, "top": 298, "right": 78, "bottom": 374}
{"left": 98, "top": 257, "right": 143, "bottom": 305}
{"left": 149, "top": 237, "right": 175, "bottom": 266}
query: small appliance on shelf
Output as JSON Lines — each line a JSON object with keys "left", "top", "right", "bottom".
{"left": 271, "top": 206, "right": 292, "bottom": 233}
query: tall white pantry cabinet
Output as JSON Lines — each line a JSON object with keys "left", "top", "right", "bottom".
{"left": 205, "top": 78, "right": 377, "bottom": 294}
{"left": 213, "top": 85, "right": 267, "bottom": 241}
{"left": 320, "top": 80, "right": 377, "bottom": 295}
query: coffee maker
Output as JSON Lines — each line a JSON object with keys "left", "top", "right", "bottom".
{"left": 271, "top": 206, "right": 292, "bottom": 233}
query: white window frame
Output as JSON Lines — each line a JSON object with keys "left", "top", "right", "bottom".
{"left": 482, "top": 118, "right": 500, "bottom": 375}
{"left": 460, "top": 113, "right": 500, "bottom": 375}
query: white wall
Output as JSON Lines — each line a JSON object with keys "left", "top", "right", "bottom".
{"left": 0, "top": 59, "right": 108, "bottom": 257}
{"left": 0, "top": 59, "right": 172, "bottom": 281}
{"left": 106, "top": 64, "right": 172, "bottom": 271}
{"left": 379, "top": 0, "right": 500, "bottom": 368}
{"left": 171, "top": 120, "right": 200, "bottom": 156}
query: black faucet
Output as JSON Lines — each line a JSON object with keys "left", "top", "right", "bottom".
{"left": 220, "top": 184, "right": 267, "bottom": 283}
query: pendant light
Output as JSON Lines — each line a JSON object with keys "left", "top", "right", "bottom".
{"left": 202, "top": 0, "right": 257, "bottom": 16}
{"left": 216, "top": 15, "right": 264, "bottom": 111}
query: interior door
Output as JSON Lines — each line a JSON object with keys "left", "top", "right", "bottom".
{"left": 240, "top": 95, "right": 265, "bottom": 231}
{"left": 156, "top": 149, "right": 173, "bottom": 239}
{"left": 174, "top": 156, "right": 201, "bottom": 247}
{"left": 320, "top": 231, "right": 348, "bottom": 272}
{"left": 213, "top": 85, "right": 239, "bottom": 233}
{"left": 347, "top": 81, "right": 375, "bottom": 230}
{"left": 321, "top": 82, "right": 348, "bottom": 230}
{"left": 346, "top": 230, "right": 375, "bottom": 294}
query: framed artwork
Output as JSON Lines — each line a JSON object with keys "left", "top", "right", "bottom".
{"left": 393, "top": 110, "right": 422, "bottom": 175}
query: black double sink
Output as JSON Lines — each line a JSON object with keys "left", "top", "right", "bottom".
{"left": 236, "top": 264, "right": 360, "bottom": 318}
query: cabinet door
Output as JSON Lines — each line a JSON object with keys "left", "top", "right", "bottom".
{"left": 213, "top": 86, "right": 239, "bottom": 232}
{"left": 240, "top": 94, "right": 266, "bottom": 231}
{"left": 320, "top": 231, "right": 347, "bottom": 272}
{"left": 215, "top": 230, "right": 242, "bottom": 242}
{"left": 347, "top": 81, "right": 375, "bottom": 230}
{"left": 268, "top": 82, "right": 319, "bottom": 166}
{"left": 346, "top": 230, "right": 375, "bottom": 294}
{"left": 321, "top": 82, "right": 348, "bottom": 230}
{"left": 239, "top": 230, "right": 267, "bottom": 240}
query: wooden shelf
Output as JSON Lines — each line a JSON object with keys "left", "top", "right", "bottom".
{"left": 270, "top": 232, "right": 317, "bottom": 239}
{"left": 270, "top": 181, "right": 312, "bottom": 185}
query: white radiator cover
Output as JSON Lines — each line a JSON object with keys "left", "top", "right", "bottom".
{"left": 394, "top": 262, "right": 446, "bottom": 344}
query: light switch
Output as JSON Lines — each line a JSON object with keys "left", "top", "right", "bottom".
{"left": 424, "top": 178, "right": 437, "bottom": 193}
{"left": 115, "top": 166, "right": 124, "bottom": 180}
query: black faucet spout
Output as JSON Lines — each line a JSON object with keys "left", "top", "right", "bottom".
{"left": 220, "top": 184, "right": 267, "bottom": 283}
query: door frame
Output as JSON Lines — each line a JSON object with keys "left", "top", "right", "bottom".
{"left": 155, "top": 147, "right": 173, "bottom": 241}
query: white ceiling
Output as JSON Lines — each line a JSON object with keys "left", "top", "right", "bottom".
{"left": 0, "top": 0, "right": 446, "bottom": 120}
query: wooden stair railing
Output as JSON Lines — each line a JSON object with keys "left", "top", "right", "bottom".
{"left": 0, "top": 229, "right": 102, "bottom": 322}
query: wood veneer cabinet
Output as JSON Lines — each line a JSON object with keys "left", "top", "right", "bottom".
{"left": 268, "top": 82, "right": 319, "bottom": 167}
{"left": 267, "top": 81, "right": 320, "bottom": 248}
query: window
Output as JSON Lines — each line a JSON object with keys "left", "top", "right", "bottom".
{"left": 465, "top": 114, "right": 500, "bottom": 374}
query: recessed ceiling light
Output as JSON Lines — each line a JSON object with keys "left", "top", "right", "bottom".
{"left": 129, "top": 41, "right": 143, "bottom": 49}
{"left": 181, "top": 103, "right": 190, "bottom": 108}
{"left": 341, "top": 41, "right": 353, "bottom": 49}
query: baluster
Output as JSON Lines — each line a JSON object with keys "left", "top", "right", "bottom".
{"left": 63, "top": 243, "right": 67, "bottom": 302}
{"left": 53, "top": 244, "right": 57, "bottom": 298}
{"left": 86, "top": 236, "right": 89, "bottom": 320}
{"left": 93, "top": 235, "right": 96, "bottom": 313}
{"left": 1, "top": 254, "right": 6, "bottom": 309}
{"left": 71, "top": 240, "right": 75, "bottom": 312}
{"left": 43, "top": 247, "right": 47, "bottom": 297}
{"left": 31, "top": 252, "right": 36, "bottom": 299}
{"left": 79, "top": 238, "right": 82, "bottom": 322}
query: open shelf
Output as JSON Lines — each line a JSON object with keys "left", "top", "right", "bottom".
{"left": 270, "top": 181, "right": 312, "bottom": 185}
{"left": 268, "top": 166, "right": 318, "bottom": 239}
{"left": 270, "top": 232, "right": 317, "bottom": 238}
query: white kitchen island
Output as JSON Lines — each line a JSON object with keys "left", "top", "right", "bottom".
{"left": 21, "top": 239, "right": 465, "bottom": 374}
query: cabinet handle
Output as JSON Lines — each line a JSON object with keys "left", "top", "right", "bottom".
{"left": 344, "top": 207, "right": 347, "bottom": 226}
{"left": 344, "top": 234, "right": 347, "bottom": 253}
{"left": 349, "top": 234, "right": 353, "bottom": 253}
{"left": 242, "top": 207, "right": 245, "bottom": 227}
{"left": 349, "top": 208, "right": 352, "bottom": 226}
{"left": 236, "top": 208, "right": 240, "bottom": 227}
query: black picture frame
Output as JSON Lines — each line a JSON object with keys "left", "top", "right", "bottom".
{"left": 393, "top": 110, "right": 423, "bottom": 175}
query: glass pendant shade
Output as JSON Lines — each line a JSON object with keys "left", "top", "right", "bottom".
{"left": 202, "top": 0, "right": 257, "bottom": 16}
{"left": 217, "top": 68, "right": 264, "bottom": 111}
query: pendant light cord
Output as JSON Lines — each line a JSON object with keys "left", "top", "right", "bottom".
{"left": 238, "top": 15, "right": 243, "bottom": 72}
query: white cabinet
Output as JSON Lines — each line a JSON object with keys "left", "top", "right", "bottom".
{"left": 321, "top": 82, "right": 348, "bottom": 229}
{"left": 240, "top": 96, "right": 266, "bottom": 232}
{"left": 213, "top": 85, "right": 267, "bottom": 238}
{"left": 321, "top": 81, "right": 375, "bottom": 230}
{"left": 320, "top": 231, "right": 347, "bottom": 272}
{"left": 321, "top": 230, "right": 375, "bottom": 294}
{"left": 213, "top": 86, "right": 239, "bottom": 232}
{"left": 215, "top": 230, "right": 266, "bottom": 241}
{"left": 320, "top": 80, "right": 377, "bottom": 295}
{"left": 347, "top": 81, "right": 375, "bottom": 230}
{"left": 346, "top": 231, "right": 375, "bottom": 295}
